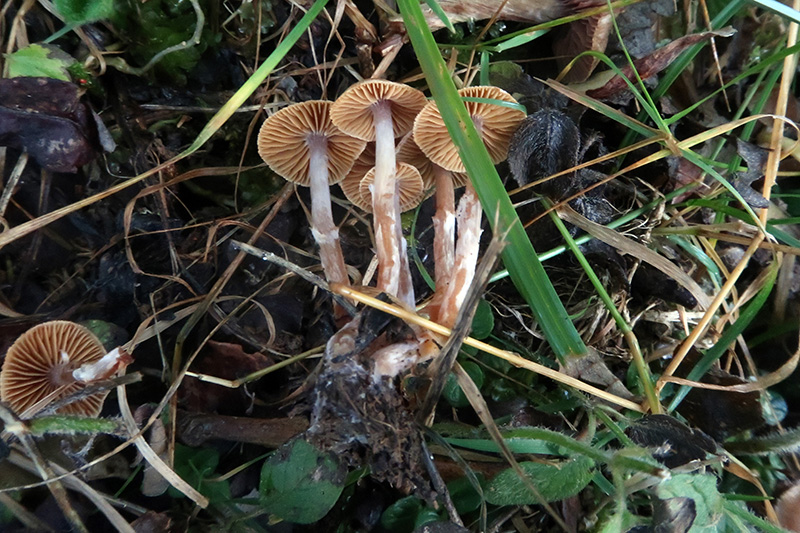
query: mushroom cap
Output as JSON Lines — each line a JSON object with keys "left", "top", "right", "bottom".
{"left": 359, "top": 163, "right": 425, "bottom": 213}
{"left": 0, "top": 321, "right": 109, "bottom": 417}
{"left": 339, "top": 143, "right": 375, "bottom": 210}
{"left": 257, "top": 100, "right": 366, "bottom": 186}
{"left": 397, "top": 134, "right": 469, "bottom": 189}
{"left": 330, "top": 80, "right": 428, "bottom": 141}
{"left": 413, "top": 86, "right": 526, "bottom": 172}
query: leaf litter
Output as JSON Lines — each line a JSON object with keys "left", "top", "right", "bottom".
{"left": 0, "top": 0, "right": 799, "bottom": 531}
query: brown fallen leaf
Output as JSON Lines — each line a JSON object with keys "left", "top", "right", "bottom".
{"left": 388, "top": 0, "right": 610, "bottom": 81}
{"left": 585, "top": 28, "right": 736, "bottom": 99}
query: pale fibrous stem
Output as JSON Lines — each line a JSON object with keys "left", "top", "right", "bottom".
{"left": 307, "top": 134, "right": 350, "bottom": 288}
{"left": 372, "top": 101, "right": 415, "bottom": 307}
{"left": 439, "top": 182, "right": 482, "bottom": 328}
{"left": 432, "top": 165, "right": 455, "bottom": 296}
{"left": 439, "top": 116, "right": 484, "bottom": 327}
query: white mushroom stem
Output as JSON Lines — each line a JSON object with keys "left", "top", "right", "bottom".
{"left": 372, "top": 101, "right": 414, "bottom": 307}
{"left": 438, "top": 182, "right": 482, "bottom": 328}
{"left": 307, "top": 134, "right": 350, "bottom": 288}
{"left": 432, "top": 164, "right": 456, "bottom": 304}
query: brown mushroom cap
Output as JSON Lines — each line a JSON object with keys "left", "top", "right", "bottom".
{"left": 0, "top": 321, "right": 108, "bottom": 417}
{"left": 413, "top": 86, "right": 526, "bottom": 172}
{"left": 338, "top": 143, "right": 375, "bottom": 210}
{"left": 257, "top": 100, "right": 366, "bottom": 186}
{"left": 397, "top": 134, "right": 469, "bottom": 189}
{"left": 359, "top": 163, "right": 425, "bottom": 213}
{"left": 330, "top": 80, "right": 427, "bottom": 141}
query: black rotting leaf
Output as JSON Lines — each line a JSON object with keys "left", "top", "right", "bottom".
{"left": 674, "top": 349, "right": 765, "bottom": 440}
{"left": 632, "top": 264, "right": 698, "bottom": 309}
{"left": 507, "top": 109, "right": 581, "bottom": 195}
{"left": 652, "top": 497, "right": 696, "bottom": 533}
{"left": 0, "top": 77, "right": 108, "bottom": 172}
{"left": 626, "top": 414, "right": 717, "bottom": 468}
{"left": 731, "top": 139, "right": 770, "bottom": 209}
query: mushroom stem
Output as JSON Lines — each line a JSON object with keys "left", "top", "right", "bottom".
{"left": 432, "top": 164, "right": 456, "bottom": 298}
{"left": 372, "top": 101, "right": 414, "bottom": 307}
{"left": 307, "top": 134, "right": 350, "bottom": 288}
{"left": 438, "top": 182, "right": 482, "bottom": 328}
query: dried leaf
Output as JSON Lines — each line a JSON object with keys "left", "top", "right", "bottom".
{"left": 586, "top": 28, "right": 736, "bottom": 100}
{"left": 626, "top": 414, "right": 717, "bottom": 468}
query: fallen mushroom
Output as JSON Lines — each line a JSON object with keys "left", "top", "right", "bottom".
{"left": 257, "top": 100, "right": 367, "bottom": 290}
{"left": 330, "top": 80, "right": 427, "bottom": 308}
{"left": 413, "top": 86, "right": 525, "bottom": 326}
{"left": 0, "top": 321, "right": 130, "bottom": 417}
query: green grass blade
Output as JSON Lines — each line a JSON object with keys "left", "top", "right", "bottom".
{"left": 397, "top": 0, "right": 587, "bottom": 361}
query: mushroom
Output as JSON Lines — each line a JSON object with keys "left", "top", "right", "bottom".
{"left": 396, "top": 134, "right": 469, "bottom": 317}
{"left": 1, "top": 321, "right": 111, "bottom": 417}
{"left": 358, "top": 163, "right": 426, "bottom": 214}
{"left": 339, "top": 142, "right": 376, "bottom": 211}
{"left": 413, "top": 86, "right": 525, "bottom": 326}
{"left": 330, "top": 80, "right": 427, "bottom": 308}
{"left": 257, "top": 100, "right": 367, "bottom": 290}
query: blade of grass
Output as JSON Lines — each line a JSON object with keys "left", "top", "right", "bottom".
{"left": 397, "top": 0, "right": 587, "bottom": 361}
{"left": 546, "top": 202, "right": 661, "bottom": 413}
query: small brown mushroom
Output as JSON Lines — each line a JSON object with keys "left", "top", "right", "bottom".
{"left": 413, "top": 87, "right": 525, "bottom": 326}
{"left": 331, "top": 80, "right": 427, "bottom": 307}
{"left": 339, "top": 142, "right": 376, "bottom": 211}
{"left": 397, "top": 134, "right": 468, "bottom": 315}
{"left": 258, "top": 101, "right": 366, "bottom": 289}
{"left": 359, "top": 163, "right": 425, "bottom": 213}
{"left": 0, "top": 321, "right": 110, "bottom": 417}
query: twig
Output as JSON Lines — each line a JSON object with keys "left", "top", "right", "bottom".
{"left": 230, "top": 240, "right": 357, "bottom": 316}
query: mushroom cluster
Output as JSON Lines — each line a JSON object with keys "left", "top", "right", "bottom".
{"left": 256, "top": 82, "right": 524, "bottom": 328}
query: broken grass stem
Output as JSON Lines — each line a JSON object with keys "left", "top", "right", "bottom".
{"left": 330, "top": 284, "right": 644, "bottom": 412}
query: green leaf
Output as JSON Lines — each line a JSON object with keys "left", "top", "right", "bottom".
{"left": 54, "top": 0, "right": 114, "bottom": 24}
{"left": 170, "top": 444, "right": 230, "bottom": 502}
{"left": 470, "top": 299, "right": 494, "bottom": 340}
{"left": 5, "top": 44, "right": 71, "bottom": 80}
{"left": 447, "top": 475, "right": 484, "bottom": 514}
{"left": 259, "top": 439, "right": 345, "bottom": 524}
{"left": 485, "top": 455, "right": 594, "bottom": 505}
{"left": 655, "top": 474, "right": 724, "bottom": 532}
{"left": 381, "top": 495, "right": 423, "bottom": 533}
{"left": 444, "top": 361, "right": 484, "bottom": 408}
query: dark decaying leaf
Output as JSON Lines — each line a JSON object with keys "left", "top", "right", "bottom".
{"left": 553, "top": 11, "right": 612, "bottom": 82}
{"left": 652, "top": 497, "right": 696, "bottom": 533}
{"left": 674, "top": 349, "right": 765, "bottom": 440}
{"left": 731, "top": 140, "right": 770, "bottom": 209}
{"left": 626, "top": 414, "right": 717, "bottom": 468}
{"left": 0, "top": 77, "right": 105, "bottom": 172}
{"left": 586, "top": 28, "right": 736, "bottom": 100}
{"left": 508, "top": 109, "right": 580, "bottom": 192}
